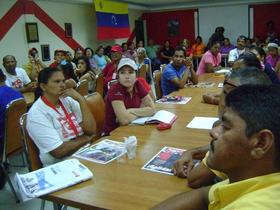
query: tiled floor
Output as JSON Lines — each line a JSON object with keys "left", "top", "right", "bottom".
{"left": 0, "top": 154, "right": 78, "bottom": 210}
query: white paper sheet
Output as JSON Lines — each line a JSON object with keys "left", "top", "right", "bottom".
{"left": 218, "top": 83, "right": 223, "bottom": 88}
{"left": 186, "top": 117, "right": 219, "bottom": 129}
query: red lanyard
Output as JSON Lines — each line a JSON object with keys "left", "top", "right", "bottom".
{"left": 41, "top": 96, "right": 79, "bottom": 137}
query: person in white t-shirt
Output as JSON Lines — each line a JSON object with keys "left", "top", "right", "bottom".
{"left": 2, "top": 55, "right": 35, "bottom": 93}
{"left": 228, "top": 35, "right": 247, "bottom": 66}
{"left": 27, "top": 67, "right": 96, "bottom": 166}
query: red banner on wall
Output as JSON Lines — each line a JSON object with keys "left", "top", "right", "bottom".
{"left": 143, "top": 10, "right": 196, "bottom": 47}
{"left": 251, "top": 3, "right": 280, "bottom": 40}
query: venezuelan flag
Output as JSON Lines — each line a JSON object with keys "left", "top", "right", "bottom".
{"left": 94, "top": 0, "right": 130, "bottom": 40}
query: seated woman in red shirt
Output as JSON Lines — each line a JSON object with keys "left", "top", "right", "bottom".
{"left": 103, "top": 58, "right": 156, "bottom": 135}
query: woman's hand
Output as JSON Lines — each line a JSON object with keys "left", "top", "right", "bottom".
{"left": 61, "top": 88, "right": 83, "bottom": 101}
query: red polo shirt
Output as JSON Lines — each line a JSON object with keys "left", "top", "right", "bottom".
{"left": 49, "top": 61, "right": 59, "bottom": 68}
{"left": 103, "top": 80, "right": 148, "bottom": 135}
{"left": 102, "top": 62, "right": 118, "bottom": 93}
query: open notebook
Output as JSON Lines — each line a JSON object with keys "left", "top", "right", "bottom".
{"left": 15, "top": 159, "right": 93, "bottom": 202}
{"left": 131, "top": 110, "right": 177, "bottom": 125}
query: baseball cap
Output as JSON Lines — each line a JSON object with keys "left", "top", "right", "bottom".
{"left": 267, "top": 42, "right": 279, "bottom": 49}
{"left": 111, "top": 45, "right": 123, "bottom": 53}
{"left": 117, "top": 58, "right": 138, "bottom": 71}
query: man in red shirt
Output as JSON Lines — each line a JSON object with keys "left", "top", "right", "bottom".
{"left": 102, "top": 45, "right": 123, "bottom": 93}
{"left": 49, "top": 50, "right": 67, "bottom": 68}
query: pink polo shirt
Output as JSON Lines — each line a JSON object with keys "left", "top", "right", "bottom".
{"left": 266, "top": 55, "right": 280, "bottom": 69}
{"left": 103, "top": 80, "right": 148, "bottom": 135}
{"left": 196, "top": 51, "right": 221, "bottom": 76}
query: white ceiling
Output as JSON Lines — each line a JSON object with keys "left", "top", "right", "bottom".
{"left": 48, "top": 0, "right": 279, "bottom": 10}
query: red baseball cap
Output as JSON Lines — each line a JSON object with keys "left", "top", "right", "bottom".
{"left": 111, "top": 45, "right": 123, "bottom": 53}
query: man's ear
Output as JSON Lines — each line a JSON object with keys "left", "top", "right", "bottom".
{"left": 250, "top": 129, "right": 274, "bottom": 159}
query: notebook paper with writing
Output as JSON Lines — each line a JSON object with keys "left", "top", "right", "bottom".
{"left": 15, "top": 159, "right": 93, "bottom": 202}
{"left": 131, "top": 110, "right": 177, "bottom": 125}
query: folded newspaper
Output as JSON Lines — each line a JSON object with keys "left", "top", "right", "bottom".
{"left": 15, "top": 159, "right": 93, "bottom": 202}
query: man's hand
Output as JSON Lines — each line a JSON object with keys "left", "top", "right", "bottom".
{"left": 202, "top": 93, "right": 220, "bottom": 105}
{"left": 24, "top": 82, "right": 37, "bottom": 92}
{"left": 172, "top": 150, "right": 195, "bottom": 178}
{"left": 184, "top": 57, "right": 193, "bottom": 69}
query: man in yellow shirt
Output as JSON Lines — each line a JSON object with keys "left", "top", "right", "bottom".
{"left": 173, "top": 67, "right": 271, "bottom": 188}
{"left": 151, "top": 84, "right": 280, "bottom": 210}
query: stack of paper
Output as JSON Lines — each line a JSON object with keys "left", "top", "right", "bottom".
{"left": 186, "top": 117, "right": 219, "bottom": 129}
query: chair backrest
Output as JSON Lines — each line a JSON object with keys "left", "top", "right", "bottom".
{"left": 107, "top": 79, "right": 118, "bottom": 90}
{"left": 160, "top": 64, "right": 167, "bottom": 73}
{"left": 4, "top": 98, "right": 27, "bottom": 158}
{"left": 95, "top": 73, "right": 104, "bottom": 97}
{"left": 85, "top": 92, "right": 105, "bottom": 139}
{"left": 20, "top": 113, "right": 42, "bottom": 171}
{"left": 76, "top": 80, "right": 88, "bottom": 96}
{"left": 153, "top": 70, "right": 162, "bottom": 99}
{"left": 138, "top": 65, "right": 147, "bottom": 79}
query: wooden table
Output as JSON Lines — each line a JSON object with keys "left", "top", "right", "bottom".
{"left": 45, "top": 74, "right": 224, "bottom": 210}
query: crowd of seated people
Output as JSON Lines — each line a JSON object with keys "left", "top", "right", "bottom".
{"left": 1, "top": 24, "right": 280, "bottom": 209}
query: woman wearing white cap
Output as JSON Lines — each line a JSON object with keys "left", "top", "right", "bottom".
{"left": 103, "top": 58, "right": 156, "bottom": 135}
{"left": 266, "top": 43, "right": 280, "bottom": 74}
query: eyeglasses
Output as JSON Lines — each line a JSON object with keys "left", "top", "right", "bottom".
{"left": 223, "top": 80, "right": 238, "bottom": 88}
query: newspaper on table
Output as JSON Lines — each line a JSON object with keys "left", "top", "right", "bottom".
{"left": 156, "top": 96, "right": 192, "bottom": 105}
{"left": 188, "top": 82, "right": 215, "bottom": 88}
{"left": 73, "top": 139, "right": 126, "bottom": 164}
{"left": 15, "top": 159, "right": 93, "bottom": 202}
{"left": 142, "top": 147, "right": 200, "bottom": 176}
{"left": 142, "top": 147, "right": 186, "bottom": 175}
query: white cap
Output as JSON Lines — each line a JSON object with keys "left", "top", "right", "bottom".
{"left": 267, "top": 42, "right": 279, "bottom": 49}
{"left": 117, "top": 58, "right": 138, "bottom": 71}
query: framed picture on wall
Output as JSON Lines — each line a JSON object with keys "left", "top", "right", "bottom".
{"left": 41, "top": 44, "right": 51, "bottom": 61}
{"left": 65, "top": 23, "right": 72, "bottom": 38}
{"left": 25, "top": 22, "right": 39, "bottom": 43}
{"left": 167, "top": 19, "right": 180, "bottom": 37}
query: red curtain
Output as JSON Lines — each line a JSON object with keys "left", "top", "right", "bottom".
{"left": 143, "top": 10, "right": 196, "bottom": 47}
{"left": 252, "top": 3, "right": 280, "bottom": 40}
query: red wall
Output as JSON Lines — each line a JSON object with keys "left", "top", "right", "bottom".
{"left": 252, "top": 3, "right": 280, "bottom": 40}
{"left": 143, "top": 10, "right": 195, "bottom": 47}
